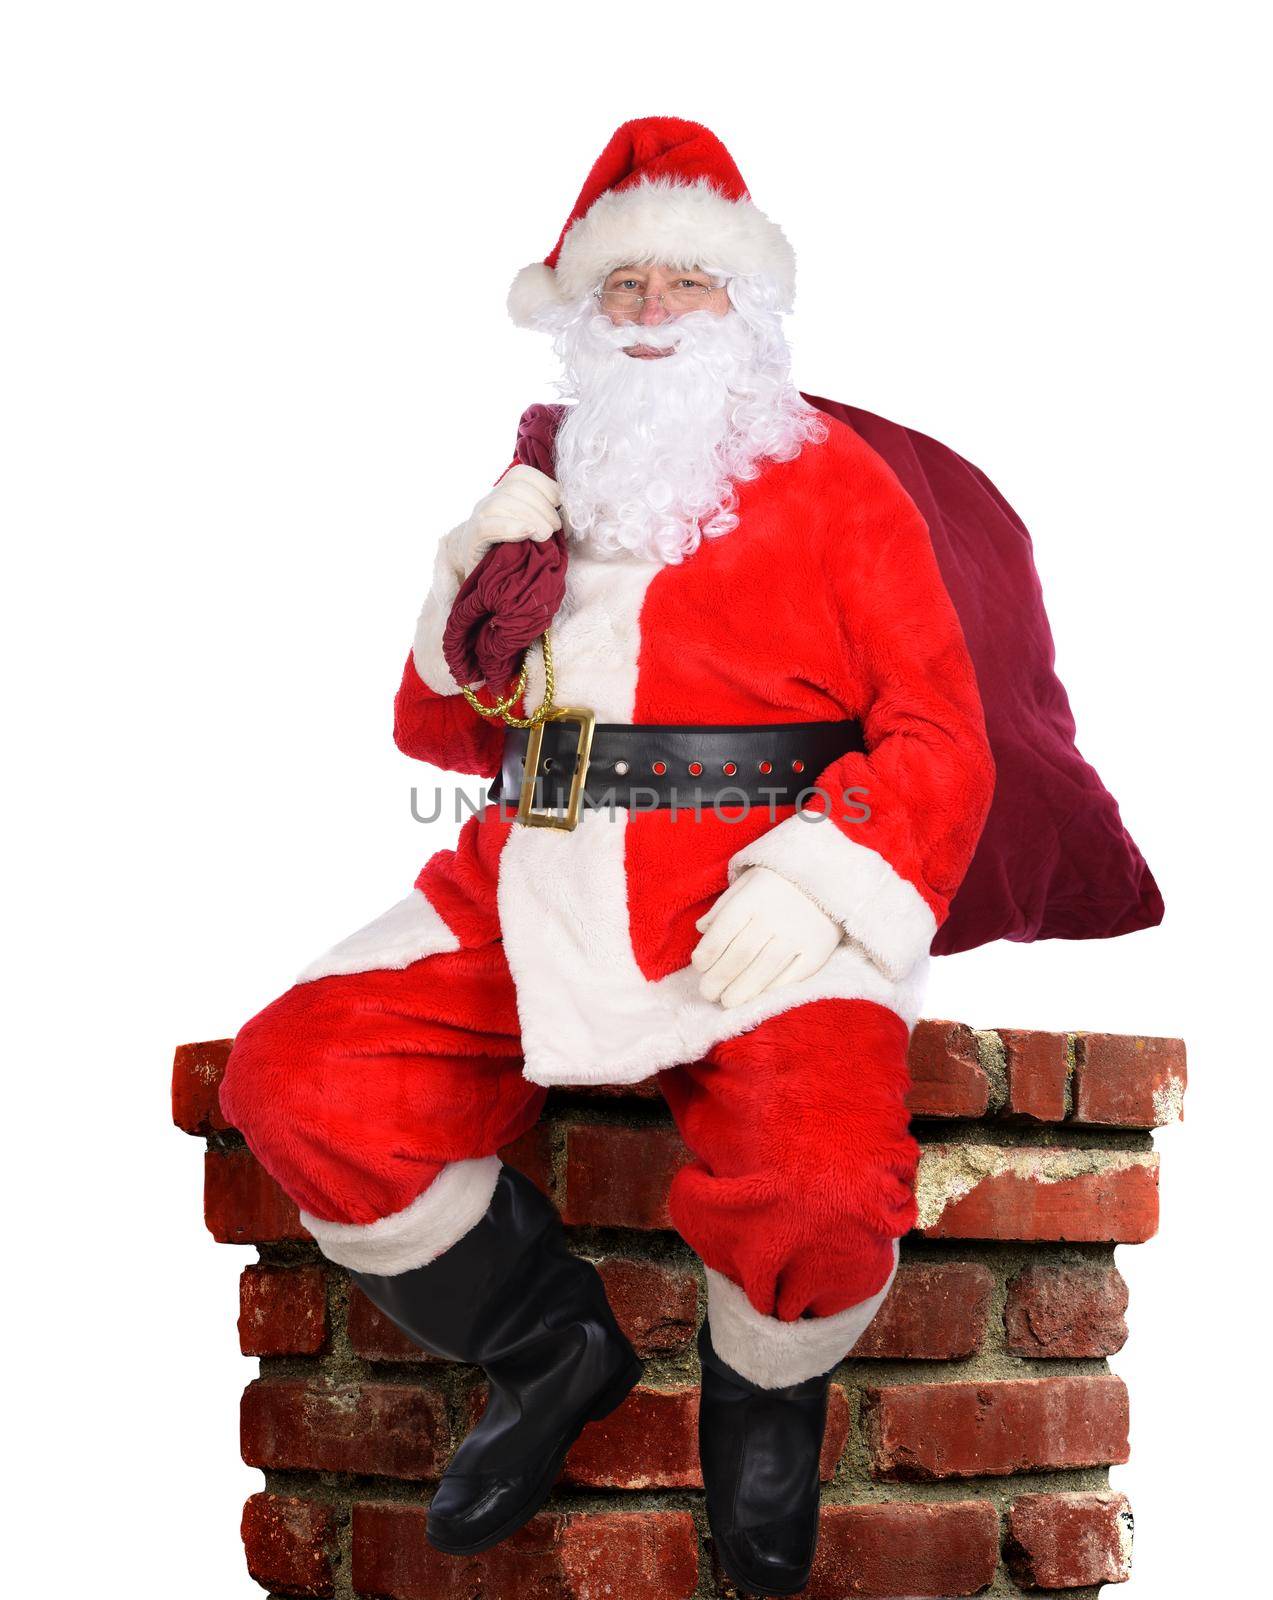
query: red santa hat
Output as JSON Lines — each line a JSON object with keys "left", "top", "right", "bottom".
{"left": 507, "top": 116, "right": 796, "bottom": 328}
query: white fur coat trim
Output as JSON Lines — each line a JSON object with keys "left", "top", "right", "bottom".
{"left": 297, "top": 888, "right": 459, "bottom": 984}
{"left": 498, "top": 807, "right": 927, "bottom": 1087}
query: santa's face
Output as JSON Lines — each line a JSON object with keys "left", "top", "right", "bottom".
{"left": 596, "top": 263, "right": 731, "bottom": 360}
{"left": 545, "top": 263, "right": 823, "bottom": 566}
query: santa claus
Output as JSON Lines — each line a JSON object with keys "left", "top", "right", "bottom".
{"left": 220, "top": 117, "right": 995, "bottom": 1596}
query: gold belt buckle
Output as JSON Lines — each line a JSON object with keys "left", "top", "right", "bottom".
{"left": 516, "top": 706, "right": 596, "bottom": 831}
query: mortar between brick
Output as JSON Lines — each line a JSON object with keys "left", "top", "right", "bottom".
{"left": 976, "top": 1028, "right": 1008, "bottom": 1113}
{"left": 913, "top": 1144, "right": 1158, "bottom": 1232}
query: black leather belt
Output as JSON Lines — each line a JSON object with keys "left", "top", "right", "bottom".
{"left": 487, "top": 717, "right": 866, "bottom": 827}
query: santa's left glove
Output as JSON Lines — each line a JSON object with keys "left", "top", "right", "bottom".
{"left": 691, "top": 865, "right": 842, "bottom": 1009}
{"left": 452, "top": 464, "right": 563, "bottom": 579}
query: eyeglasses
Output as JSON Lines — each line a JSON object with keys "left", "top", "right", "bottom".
{"left": 593, "top": 282, "right": 727, "bottom": 318}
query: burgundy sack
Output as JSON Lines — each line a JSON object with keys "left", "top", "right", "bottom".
{"left": 445, "top": 398, "right": 1164, "bottom": 953}
{"left": 805, "top": 397, "right": 1162, "bottom": 953}
{"left": 441, "top": 405, "right": 569, "bottom": 688}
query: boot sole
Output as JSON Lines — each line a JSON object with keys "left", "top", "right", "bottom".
{"left": 425, "top": 1353, "right": 644, "bottom": 1557}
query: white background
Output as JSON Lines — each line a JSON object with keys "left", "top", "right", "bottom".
{"left": 3, "top": 3, "right": 1267, "bottom": 1595}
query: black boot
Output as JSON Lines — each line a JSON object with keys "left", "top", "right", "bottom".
{"left": 349, "top": 1164, "right": 643, "bottom": 1555}
{"left": 697, "top": 1318, "right": 831, "bottom": 1597}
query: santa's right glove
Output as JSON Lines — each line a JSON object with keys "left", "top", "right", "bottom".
{"left": 446, "top": 464, "right": 563, "bottom": 580}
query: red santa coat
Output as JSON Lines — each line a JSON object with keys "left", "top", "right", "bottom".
{"left": 303, "top": 413, "right": 995, "bottom": 1088}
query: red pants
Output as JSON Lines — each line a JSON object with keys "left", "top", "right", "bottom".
{"left": 220, "top": 942, "right": 920, "bottom": 1323}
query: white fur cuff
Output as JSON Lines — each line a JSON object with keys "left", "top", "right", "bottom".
{"left": 727, "top": 816, "right": 937, "bottom": 983}
{"left": 410, "top": 524, "right": 467, "bottom": 697}
{"left": 704, "top": 1242, "right": 899, "bottom": 1389}
{"left": 299, "top": 1156, "right": 502, "bottom": 1275}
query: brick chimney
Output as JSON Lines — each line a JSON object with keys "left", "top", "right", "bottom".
{"left": 173, "top": 1020, "right": 1184, "bottom": 1598}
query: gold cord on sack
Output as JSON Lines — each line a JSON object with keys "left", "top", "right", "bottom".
{"left": 459, "top": 630, "right": 557, "bottom": 728}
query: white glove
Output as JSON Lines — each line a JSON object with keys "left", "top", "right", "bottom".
{"left": 447, "top": 463, "right": 563, "bottom": 579}
{"left": 691, "top": 865, "right": 843, "bottom": 1008}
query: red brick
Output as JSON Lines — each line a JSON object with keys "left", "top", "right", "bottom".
{"left": 204, "top": 1147, "right": 309, "bottom": 1245}
{"left": 241, "top": 1493, "right": 336, "bottom": 1598}
{"left": 863, "top": 1374, "right": 1129, "bottom": 1480}
{"left": 351, "top": 1504, "right": 699, "bottom": 1600}
{"left": 851, "top": 1261, "right": 994, "bottom": 1360}
{"left": 804, "top": 1501, "right": 1000, "bottom": 1597}
{"left": 1006, "top": 1491, "right": 1133, "bottom": 1588}
{"left": 347, "top": 1286, "right": 440, "bottom": 1364}
{"left": 348, "top": 1258, "right": 697, "bottom": 1365}
{"left": 241, "top": 1377, "right": 448, "bottom": 1480}
{"left": 172, "top": 1038, "right": 234, "bottom": 1134}
{"left": 1000, "top": 1028, "right": 1069, "bottom": 1122}
{"left": 917, "top": 1145, "right": 1159, "bottom": 1242}
{"left": 1004, "top": 1261, "right": 1129, "bottom": 1357}
{"left": 461, "top": 1383, "right": 847, "bottom": 1490}
{"left": 821, "top": 1385, "right": 852, "bottom": 1478}
{"left": 498, "top": 1121, "right": 553, "bottom": 1195}
{"left": 567, "top": 1074, "right": 667, "bottom": 1101}
{"left": 560, "top": 1124, "right": 686, "bottom": 1229}
{"left": 1073, "top": 1033, "right": 1187, "bottom": 1127}
{"left": 240, "top": 1264, "right": 328, "bottom": 1357}
{"left": 905, "top": 1020, "right": 991, "bottom": 1118}
{"left": 594, "top": 1257, "right": 698, "bottom": 1356}
{"left": 562, "top": 1386, "right": 699, "bottom": 1488}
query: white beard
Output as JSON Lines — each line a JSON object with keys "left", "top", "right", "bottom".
{"left": 543, "top": 283, "right": 825, "bottom": 564}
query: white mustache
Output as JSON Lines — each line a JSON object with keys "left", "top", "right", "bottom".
{"left": 590, "top": 309, "right": 725, "bottom": 353}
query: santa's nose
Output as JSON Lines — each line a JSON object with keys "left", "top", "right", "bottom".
{"left": 638, "top": 295, "right": 669, "bottom": 326}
